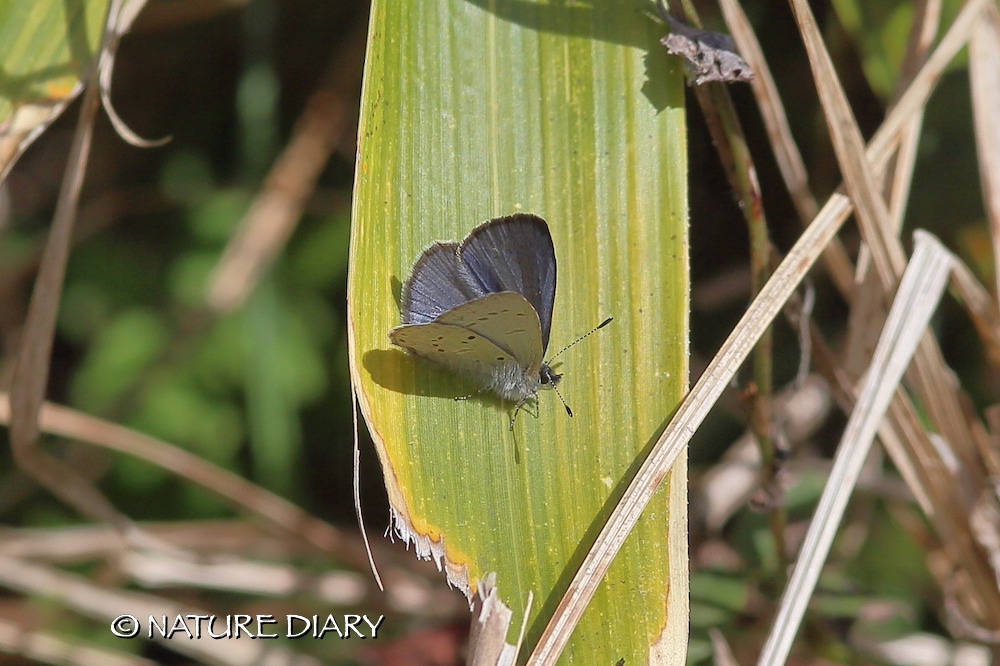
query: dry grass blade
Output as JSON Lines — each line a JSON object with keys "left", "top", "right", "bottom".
{"left": 776, "top": 0, "right": 1000, "bottom": 652}
{"left": 969, "top": 3, "right": 1000, "bottom": 301}
{"left": 0, "top": 521, "right": 275, "bottom": 562}
{"left": 0, "top": 393, "right": 358, "bottom": 562}
{"left": 0, "top": 554, "right": 321, "bottom": 666}
{"left": 6, "top": 0, "right": 141, "bottom": 538}
{"left": 950, "top": 259, "right": 1000, "bottom": 365}
{"left": 874, "top": 388, "right": 1000, "bottom": 640}
{"left": 351, "top": 384, "right": 383, "bottom": 591}
{"left": 467, "top": 574, "right": 517, "bottom": 666}
{"left": 887, "top": 1, "right": 994, "bottom": 470}
{"left": 756, "top": 232, "right": 955, "bottom": 666}
{"left": 530, "top": 5, "right": 985, "bottom": 659}
{"left": 709, "top": 627, "right": 740, "bottom": 666}
{"left": 787, "top": 0, "right": 905, "bottom": 285}
{"left": 120, "top": 551, "right": 365, "bottom": 603}
{"left": 0, "top": 617, "right": 157, "bottom": 666}
{"left": 846, "top": 0, "right": 939, "bottom": 380}
{"left": 718, "top": 0, "right": 854, "bottom": 297}
{"left": 97, "top": 0, "right": 167, "bottom": 149}
{"left": 874, "top": 0, "right": 989, "bottom": 164}
{"left": 793, "top": 0, "right": 991, "bottom": 546}
{"left": 527, "top": 148, "right": 850, "bottom": 666}
{"left": 0, "top": 520, "right": 453, "bottom": 615}
{"left": 718, "top": 0, "right": 814, "bottom": 220}
{"left": 882, "top": 0, "right": 939, "bottom": 230}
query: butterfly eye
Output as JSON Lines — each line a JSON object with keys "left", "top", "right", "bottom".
{"left": 540, "top": 365, "right": 562, "bottom": 386}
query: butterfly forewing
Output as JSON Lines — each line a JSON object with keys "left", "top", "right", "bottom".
{"left": 400, "top": 242, "right": 482, "bottom": 324}
{"left": 457, "top": 214, "right": 556, "bottom": 350}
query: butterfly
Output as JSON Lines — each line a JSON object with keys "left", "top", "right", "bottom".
{"left": 390, "top": 214, "right": 608, "bottom": 419}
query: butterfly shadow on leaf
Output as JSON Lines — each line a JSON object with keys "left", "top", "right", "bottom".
{"left": 390, "top": 275, "right": 403, "bottom": 311}
{"left": 363, "top": 348, "right": 509, "bottom": 411}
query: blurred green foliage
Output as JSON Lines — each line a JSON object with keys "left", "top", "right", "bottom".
{"left": 829, "top": 0, "right": 965, "bottom": 98}
{"left": 2, "top": 2, "right": 364, "bottom": 528}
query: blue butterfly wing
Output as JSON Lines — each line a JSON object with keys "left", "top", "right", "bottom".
{"left": 457, "top": 214, "right": 556, "bottom": 350}
{"left": 399, "top": 242, "right": 483, "bottom": 324}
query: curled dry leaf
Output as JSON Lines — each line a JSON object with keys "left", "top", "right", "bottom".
{"left": 659, "top": 13, "right": 753, "bottom": 85}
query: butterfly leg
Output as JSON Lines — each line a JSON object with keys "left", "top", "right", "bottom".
{"left": 508, "top": 394, "right": 541, "bottom": 431}
{"left": 508, "top": 403, "right": 523, "bottom": 431}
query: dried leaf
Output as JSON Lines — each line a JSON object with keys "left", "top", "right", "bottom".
{"left": 660, "top": 14, "right": 752, "bottom": 85}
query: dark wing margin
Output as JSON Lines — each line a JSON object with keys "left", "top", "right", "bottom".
{"left": 399, "top": 242, "right": 485, "bottom": 324}
{"left": 457, "top": 214, "right": 557, "bottom": 349}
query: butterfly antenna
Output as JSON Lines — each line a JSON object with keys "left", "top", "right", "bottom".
{"left": 551, "top": 382, "right": 573, "bottom": 418}
{"left": 547, "top": 317, "right": 613, "bottom": 363}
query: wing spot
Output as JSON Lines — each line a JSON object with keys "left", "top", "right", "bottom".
{"left": 467, "top": 335, "right": 476, "bottom": 340}
{"left": 496, "top": 356, "right": 506, "bottom": 361}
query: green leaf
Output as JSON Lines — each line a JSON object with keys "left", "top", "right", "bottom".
{"left": 0, "top": 0, "right": 109, "bottom": 179}
{"left": 349, "top": 1, "right": 689, "bottom": 661}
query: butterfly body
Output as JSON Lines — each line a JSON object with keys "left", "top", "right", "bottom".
{"left": 389, "top": 214, "right": 559, "bottom": 406}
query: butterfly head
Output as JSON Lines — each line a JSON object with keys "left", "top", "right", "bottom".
{"left": 539, "top": 363, "right": 562, "bottom": 388}
{"left": 534, "top": 362, "right": 571, "bottom": 420}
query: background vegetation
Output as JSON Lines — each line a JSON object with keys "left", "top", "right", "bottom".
{"left": 0, "top": 0, "right": 996, "bottom": 664}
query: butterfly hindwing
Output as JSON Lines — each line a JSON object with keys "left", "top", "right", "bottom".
{"left": 389, "top": 321, "right": 521, "bottom": 392}
{"left": 457, "top": 214, "right": 556, "bottom": 350}
{"left": 432, "top": 292, "right": 544, "bottom": 374}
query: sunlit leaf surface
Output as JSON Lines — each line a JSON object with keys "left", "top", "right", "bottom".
{"left": 349, "top": 1, "right": 689, "bottom": 660}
